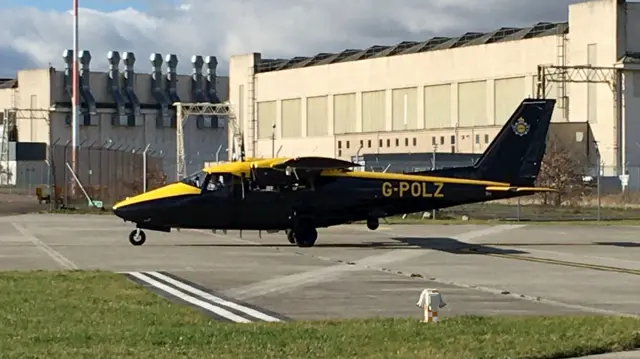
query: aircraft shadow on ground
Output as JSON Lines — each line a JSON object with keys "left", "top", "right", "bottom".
{"left": 175, "top": 236, "right": 528, "bottom": 255}
{"left": 593, "top": 241, "right": 640, "bottom": 248}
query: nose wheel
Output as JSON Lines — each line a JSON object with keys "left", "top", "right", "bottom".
{"left": 129, "top": 229, "right": 146, "bottom": 246}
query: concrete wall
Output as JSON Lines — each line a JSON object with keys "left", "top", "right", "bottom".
{"left": 0, "top": 52, "right": 231, "bottom": 182}
{"left": 228, "top": 0, "right": 640, "bottom": 179}
{"left": 230, "top": 35, "right": 558, "bottom": 160}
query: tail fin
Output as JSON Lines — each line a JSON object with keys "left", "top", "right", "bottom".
{"left": 412, "top": 98, "right": 556, "bottom": 186}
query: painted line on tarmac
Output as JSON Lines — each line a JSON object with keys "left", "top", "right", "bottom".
{"left": 122, "top": 271, "right": 286, "bottom": 323}
{"left": 461, "top": 248, "right": 640, "bottom": 276}
{"left": 11, "top": 223, "right": 78, "bottom": 270}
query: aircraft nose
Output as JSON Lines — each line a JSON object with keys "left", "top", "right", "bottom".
{"left": 112, "top": 204, "right": 132, "bottom": 220}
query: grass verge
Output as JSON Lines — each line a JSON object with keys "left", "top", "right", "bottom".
{"left": 0, "top": 270, "right": 638, "bottom": 359}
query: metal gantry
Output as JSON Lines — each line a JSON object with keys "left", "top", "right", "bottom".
{"left": 536, "top": 64, "right": 617, "bottom": 98}
{"left": 536, "top": 64, "right": 623, "bottom": 174}
{"left": 173, "top": 101, "right": 239, "bottom": 180}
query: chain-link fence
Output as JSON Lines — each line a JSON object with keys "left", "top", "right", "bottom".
{"left": 0, "top": 141, "right": 167, "bottom": 209}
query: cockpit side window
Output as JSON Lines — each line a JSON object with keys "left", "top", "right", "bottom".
{"left": 203, "top": 172, "right": 233, "bottom": 194}
{"left": 180, "top": 170, "right": 207, "bottom": 189}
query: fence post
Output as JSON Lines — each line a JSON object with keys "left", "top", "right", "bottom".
{"left": 143, "top": 144, "right": 151, "bottom": 192}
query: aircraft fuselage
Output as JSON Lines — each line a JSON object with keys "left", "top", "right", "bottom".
{"left": 116, "top": 174, "right": 516, "bottom": 232}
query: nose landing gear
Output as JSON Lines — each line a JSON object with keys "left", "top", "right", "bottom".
{"left": 129, "top": 229, "right": 146, "bottom": 246}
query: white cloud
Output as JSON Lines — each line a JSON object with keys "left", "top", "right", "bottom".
{"left": 0, "top": 0, "right": 579, "bottom": 77}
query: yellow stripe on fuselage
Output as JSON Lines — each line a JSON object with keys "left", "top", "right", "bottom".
{"left": 112, "top": 183, "right": 201, "bottom": 209}
{"left": 320, "top": 169, "right": 510, "bottom": 186}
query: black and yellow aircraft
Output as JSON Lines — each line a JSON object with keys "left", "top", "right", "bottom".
{"left": 113, "top": 98, "right": 557, "bottom": 248}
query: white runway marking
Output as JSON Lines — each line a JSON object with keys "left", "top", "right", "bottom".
{"left": 144, "top": 271, "right": 282, "bottom": 322}
{"left": 11, "top": 223, "right": 78, "bottom": 269}
{"left": 223, "top": 225, "right": 525, "bottom": 300}
{"left": 125, "top": 271, "right": 283, "bottom": 323}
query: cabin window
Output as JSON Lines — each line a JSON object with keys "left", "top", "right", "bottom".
{"left": 180, "top": 170, "right": 207, "bottom": 188}
{"left": 202, "top": 173, "right": 233, "bottom": 196}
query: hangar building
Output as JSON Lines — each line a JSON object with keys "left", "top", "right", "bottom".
{"left": 228, "top": 0, "right": 640, "bottom": 178}
{"left": 0, "top": 51, "right": 230, "bottom": 186}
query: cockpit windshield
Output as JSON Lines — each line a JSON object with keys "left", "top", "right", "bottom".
{"left": 180, "top": 170, "right": 207, "bottom": 188}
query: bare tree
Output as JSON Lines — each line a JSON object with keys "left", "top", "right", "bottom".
{"left": 535, "top": 135, "right": 588, "bottom": 206}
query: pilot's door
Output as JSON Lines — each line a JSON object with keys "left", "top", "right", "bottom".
{"left": 198, "top": 173, "right": 237, "bottom": 229}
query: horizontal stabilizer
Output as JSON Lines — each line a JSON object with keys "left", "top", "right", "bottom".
{"left": 485, "top": 186, "right": 557, "bottom": 193}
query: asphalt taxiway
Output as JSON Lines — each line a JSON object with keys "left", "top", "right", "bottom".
{"left": 1, "top": 213, "right": 640, "bottom": 323}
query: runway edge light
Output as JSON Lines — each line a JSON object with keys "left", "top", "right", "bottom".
{"left": 416, "top": 288, "right": 446, "bottom": 323}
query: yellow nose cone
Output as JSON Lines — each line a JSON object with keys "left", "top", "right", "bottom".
{"left": 112, "top": 183, "right": 201, "bottom": 210}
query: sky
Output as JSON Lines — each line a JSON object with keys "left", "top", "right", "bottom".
{"left": 0, "top": 0, "right": 584, "bottom": 77}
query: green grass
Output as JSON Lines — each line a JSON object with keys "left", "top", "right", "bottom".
{"left": 0, "top": 271, "right": 638, "bottom": 359}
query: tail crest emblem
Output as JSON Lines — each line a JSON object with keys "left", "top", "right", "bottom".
{"left": 512, "top": 117, "right": 530, "bottom": 136}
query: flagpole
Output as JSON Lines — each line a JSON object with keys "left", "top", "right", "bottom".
{"left": 71, "top": 0, "right": 79, "bottom": 193}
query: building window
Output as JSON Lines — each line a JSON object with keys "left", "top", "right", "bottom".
{"left": 475, "top": 134, "right": 480, "bottom": 144}
{"left": 379, "top": 139, "right": 383, "bottom": 147}
{"left": 346, "top": 141, "right": 350, "bottom": 149}
{"left": 404, "top": 138, "right": 409, "bottom": 146}
{"left": 451, "top": 145, "right": 455, "bottom": 153}
{"left": 395, "top": 138, "right": 400, "bottom": 146}
{"left": 359, "top": 140, "right": 363, "bottom": 148}
{"left": 386, "top": 139, "right": 391, "bottom": 147}
{"left": 432, "top": 136, "right": 436, "bottom": 145}
{"left": 484, "top": 134, "right": 489, "bottom": 143}
{"left": 412, "top": 138, "right": 417, "bottom": 146}
{"left": 440, "top": 136, "right": 444, "bottom": 145}
{"left": 338, "top": 141, "right": 342, "bottom": 149}
{"left": 450, "top": 135, "right": 455, "bottom": 144}
{"left": 367, "top": 139, "right": 372, "bottom": 148}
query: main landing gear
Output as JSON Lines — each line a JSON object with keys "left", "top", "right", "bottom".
{"left": 366, "top": 218, "right": 379, "bottom": 231}
{"left": 129, "top": 229, "right": 146, "bottom": 246}
{"left": 285, "top": 227, "right": 318, "bottom": 248}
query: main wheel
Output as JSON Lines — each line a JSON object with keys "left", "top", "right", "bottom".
{"left": 366, "top": 218, "right": 379, "bottom": 230}
{"left": 129, "top": 229, "right": 146, "bottom": 246}
{"left": 285, "top": 229, "right": 295, "bottom": 244}
{"left": 293, "top": 227, "right": 318, "bottom": 248}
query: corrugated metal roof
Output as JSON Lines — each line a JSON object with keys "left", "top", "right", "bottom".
{"left": 0, "top": 79, "right": 17, "bottom": 89}
{"left": 256, "top": 21, "right": 568, "bottom": 73}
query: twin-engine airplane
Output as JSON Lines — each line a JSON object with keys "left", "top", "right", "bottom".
{"left": 113, "top": 98, "right": 557, "bottom": 248}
